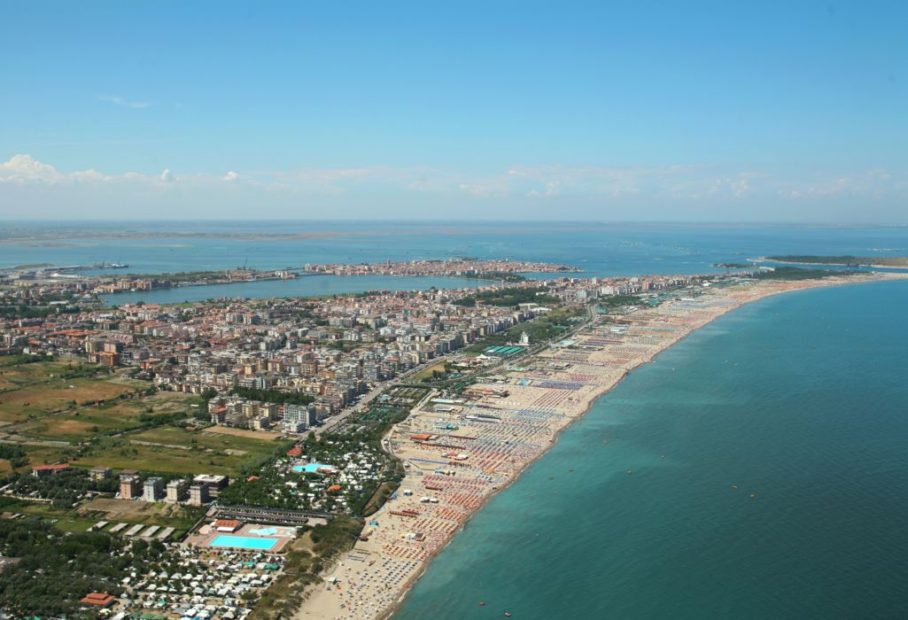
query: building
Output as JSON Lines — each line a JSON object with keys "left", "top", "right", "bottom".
{"left": 88, "top": 466, "right": 112, "bottom": 481}
{"left": 80, "top": 592, "right": 116, "bottom": 608}
{"left": 143, "top": 477, "right": 164, "bottom": 502}
{"left": 31, "top": 464, "right": 70, "bottom": 478}
{"left": 119, "top": 472, "right": 142, "bottom": 499}
{"left": 165, "top": 479, "right": 188, "bottom": 503}
{"left": 283, "top": 403, "right": 316, "bottom": 433}
{"left": 187, "top": 483, "right": 210, "bottom": 506}
{"left": 213, "top": 518, "right": 242, "bottom": 533}
{"left": 193, "top": 474, "right": 228, "bottom": 498}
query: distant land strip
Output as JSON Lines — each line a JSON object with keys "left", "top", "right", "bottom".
{"left": 768, "top": 255, "right": 908, "bottom": 267}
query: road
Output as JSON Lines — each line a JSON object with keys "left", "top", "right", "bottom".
{"left": 313, "top": 303, "right": 596, "bottom": 436}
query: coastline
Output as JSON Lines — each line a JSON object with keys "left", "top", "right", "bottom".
{"left": 295, "top": 273, "right": 908, "bottom": 620}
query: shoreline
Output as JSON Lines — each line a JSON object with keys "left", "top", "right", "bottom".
{"left": 763, "top": 258, "right": 908, "bottom": 270}
{"left": 296, "top": 273, "right": 908, "bottom": 620}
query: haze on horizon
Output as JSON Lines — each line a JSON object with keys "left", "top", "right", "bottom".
{"left": 1, "top": 1, "right": 905, "bottom": 223}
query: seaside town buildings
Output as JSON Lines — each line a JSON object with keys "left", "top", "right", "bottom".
{"left": 1, "top": 260, "right": 701, "bottom": 434}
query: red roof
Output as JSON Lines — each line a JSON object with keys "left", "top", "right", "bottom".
{"left": 33, "top": 464, "right": 70, "bottom": 472}
{"left": 214, "top": 519, "right": 241, "bottom": 530}
{"left": 287, "top": 446, "right": 303, "bottom": 457}
{"left": 80, "top": 592, "right": 115, "bottom": 607}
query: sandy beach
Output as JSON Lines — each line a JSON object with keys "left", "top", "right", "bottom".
{"left": 295, "top": 273, "right": 907, "bottom": 620}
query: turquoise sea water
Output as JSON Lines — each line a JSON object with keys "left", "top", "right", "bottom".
{"left": 396, "top": 280, "right": 908, "bottom": 619}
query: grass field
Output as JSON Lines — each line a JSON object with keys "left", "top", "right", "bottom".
{"left": 73, "top": 425, "right": 290, "bottom": 475}
{"left": 13, "top": 392, "right": 198, "bottom": 442}
{"left": 0, "top": 358, "right": 148, "bottom": 426}
{"left": 0, "top": 377, "right": 142, "bottom": 424}
{"left": 408, "top": 361, "right": 447, "bottom": 383}
{"left": 0, "top": 497, "right": 203, "bottom": 534}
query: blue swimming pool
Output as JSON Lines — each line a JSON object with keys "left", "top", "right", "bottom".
{"left": 292, "top": 462, "right": 333, "bottom": 474}
{"left": 210, "top": 534, "right": 278, "bottom": 550}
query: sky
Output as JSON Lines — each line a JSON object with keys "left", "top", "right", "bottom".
{"left": 0, "top": 0, "right": 906, "bottom": 222}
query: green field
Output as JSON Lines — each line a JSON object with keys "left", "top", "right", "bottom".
{"left": 13, "top": 392, "right": 196, "bottom": 442}
{"left": 0, "top": 357, "right": 147, "bottom": 425}
{"left": 73, "top": 425, "right": 290, "bottom": 475}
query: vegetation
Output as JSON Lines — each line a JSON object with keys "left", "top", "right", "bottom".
{"left": 221, "top": 387, "right": 425, "bottom": 515}
{"left": 0, "top": 445, "right": 27, "bottom": 468}
{"left": 250, "top": 517, "right": 363, "bottom": 619}
{"left": 768, "top": 255, "right": 908, "bottom": 267}
{"left": 465, "top": 307, "right": 586, "bottom": 353}
{"left": 753, "top": 266, "right": 858, "bottom": 280}
{"left": 598, "top": 294, "right": 643, "bottom": 308}
{"left": 230, "top": 386, "right": 315, "bottom": 406}
{"left": 0, "top": 304, "right": 81, "bottom": 320}
{"left": 5, "top": 468, "right": 118, "bottom": 507}
{"left": 0, "top": 519, "right": 170, "bottom": 618}
{"left": 453, "top": 286, "right": 559, "bottom": 308}
{"left": 73, "top": 426, "right": 290, "bottom": 476}
{"left": 458, "top": 271, "right": 527, "bottom": 282}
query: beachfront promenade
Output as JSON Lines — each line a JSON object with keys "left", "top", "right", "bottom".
{"left": 296, "top": 273, "right": 907, "bottom": 620}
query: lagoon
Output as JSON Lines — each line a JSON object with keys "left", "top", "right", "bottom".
{"left": 100, "top": 274, "right": 488, "bottom": 305}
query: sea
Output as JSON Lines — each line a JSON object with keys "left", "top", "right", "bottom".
{"left": 3, "top": 221, "right": 908, "bottom": 617}
{"left": 396, "top": 279, "right": 908, "bottom": 619}
{"left": 2, "top": 221, "right": 907, "bottom": 304}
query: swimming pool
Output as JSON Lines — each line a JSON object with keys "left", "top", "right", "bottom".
{"left": 292, "top": 462, "right": 334, "bottom": 474}
{"left": 209, "top": 534, "right": 278, "bottom": 551}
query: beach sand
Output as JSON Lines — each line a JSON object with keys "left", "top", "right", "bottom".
{"left": 295, "top": 274, "right": 907, "bottom": 620}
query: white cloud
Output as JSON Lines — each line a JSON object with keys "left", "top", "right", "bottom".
{"left": 70, "top": 169, "right": 112, "bottom": 183}
{"left": 1, "top": 154, "right": 905, "bottom": 221}
{"left": 0, "top": 154, "right": 64, "bottom": 183}
{"left": 98, "top": 95, "right": 154, "bottom": 109}
{"left": 0, "top": 154, "right": 151, "bottom": 186}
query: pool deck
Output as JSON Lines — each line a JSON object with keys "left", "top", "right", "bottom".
{"left": 186, "top": 522, "right": 296, "bottom": 553}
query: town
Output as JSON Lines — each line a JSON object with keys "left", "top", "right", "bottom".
{"left": 0, "top": 260, "right": 752, "bottom": 618}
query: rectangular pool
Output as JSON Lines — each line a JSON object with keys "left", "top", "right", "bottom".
{"left": 209, "top": 534, "right": 278, "bottom": 551}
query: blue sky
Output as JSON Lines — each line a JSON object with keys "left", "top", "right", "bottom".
{"left": 1, "top": 1, "right": 905, "bottom": 221}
